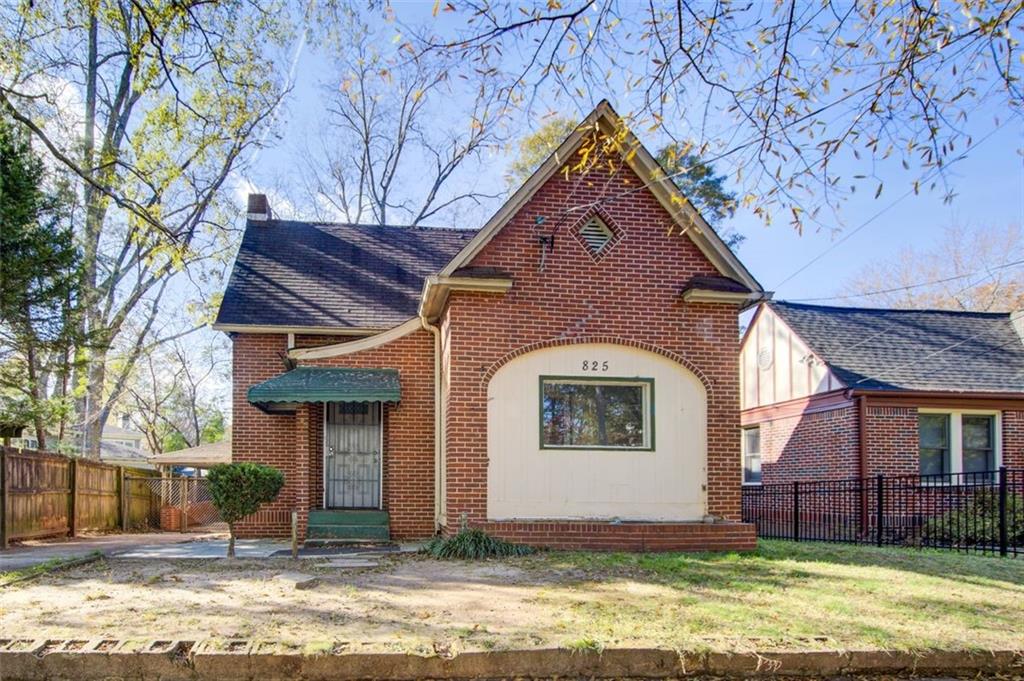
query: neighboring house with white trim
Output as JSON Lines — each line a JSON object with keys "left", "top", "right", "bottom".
{"left": 214, "top": 101, "right": 766, "bottom": 551}
{"left": 739, "top": 301, "right": 1024, "bottom": 486}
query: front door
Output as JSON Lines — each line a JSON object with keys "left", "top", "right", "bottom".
{"left": 324, "top": 402, "right": 382, "bottom": 509}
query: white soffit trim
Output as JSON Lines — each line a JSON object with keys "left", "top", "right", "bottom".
{"left": 439, "top": 100, "right": 763, "bottom": 294}
{"left": 289, "top": 317, "right": 422, "bottom": 360}
{"left": 419, "top": 276, "right": 514, "bottom": 320}
{"left": 681, "top": 289, "right": 757, "bottom": 304}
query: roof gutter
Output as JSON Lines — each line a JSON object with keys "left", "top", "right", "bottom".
{"left": 844, "top": 388, "right": 1024, "bottom": 401}
{"left": 418, "top": 275, "right": 514, "bottom": 323}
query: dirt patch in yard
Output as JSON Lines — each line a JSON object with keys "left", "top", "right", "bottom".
{"left": 2, "top": 542, "right": 1022, "bottom": 656}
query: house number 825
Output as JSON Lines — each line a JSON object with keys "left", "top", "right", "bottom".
{"left": 582, "top": 360, "right": 609, "bottom": 371}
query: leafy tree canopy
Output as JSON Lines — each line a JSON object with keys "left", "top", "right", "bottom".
{"left": 508, "top": 116, "right": 743, "bottom": 248}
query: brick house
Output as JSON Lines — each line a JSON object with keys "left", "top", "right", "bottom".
{"left": 739, "top": 301, "right": 1024, "bottom": 486}
{"left": 214, "top": 101, "right": 764, "bottom": 551}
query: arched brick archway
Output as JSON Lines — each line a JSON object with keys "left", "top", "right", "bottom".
{"left": 481, "top": 335, "right": 715, "bottom": 400}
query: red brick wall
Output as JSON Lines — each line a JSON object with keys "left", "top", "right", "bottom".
{"left": 864, "top": 406, "right": 920, "bottom": 476}
{"left": 230, "top": 330, "right": 436, "bottom": 540}
{"left": 758, "top": 406, "right": 860, "bottom": 483}
{"left": 1004, "top": 410, "right": 1024, "bottom": 469}
{"left": 750, "top": 404, "right": 1024, "bottom": 487}
{"left": 231, "top": 333, "right": 298, "bottom": 538}
{"left": 441, "top": 158, "right": 747, "bottom": 527}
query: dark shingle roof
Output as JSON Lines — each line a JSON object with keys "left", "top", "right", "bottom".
{"left": 770, "top": 301, "right": 1024, "bottom": 393}
{"left": 216, "top": 220, "right": 476, "bottom": 330}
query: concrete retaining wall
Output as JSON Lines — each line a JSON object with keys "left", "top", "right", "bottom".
{"left": 1, "top": 639, "right": 1021, "bottom": 680}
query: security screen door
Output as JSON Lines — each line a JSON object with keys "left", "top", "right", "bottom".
{"left": 324, "top": 402, "right": 381, "bottom": 509}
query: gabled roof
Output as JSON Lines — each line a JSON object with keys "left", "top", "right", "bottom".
{"left": 215, "top": 220, "right": 476, "bottom": 331}
{"left": 441, "top": 100, "right": 763, "bottom": 295}
{"left": 769, "top": 301, "right": 1024, "bottom": 393}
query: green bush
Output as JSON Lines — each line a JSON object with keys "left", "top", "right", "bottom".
{"left": 424, "top": 528, "right": 534, "bottom": 560}
{"left": 922, "top": 489, "right": 1024, "bottom": 547}
{"left": 207, "top": 463, "right": 284, "bottom": 557}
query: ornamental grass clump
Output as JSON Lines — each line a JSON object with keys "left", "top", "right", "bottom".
{"left": 424, "top": 528, "right": 534, "bottom": 559}
{"left": 207, "top": 462, "right": 285, "bottom": 558}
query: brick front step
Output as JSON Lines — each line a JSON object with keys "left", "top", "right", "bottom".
{"left": 475, "top": 520, "right": 758, "bottom": 552}
{"left": 307, "top": 510, "right": 390, "bottom": 542}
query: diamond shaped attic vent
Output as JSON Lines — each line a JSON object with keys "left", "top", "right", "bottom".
{"left": 579, "top": 217, "right": 613, "bottom": 255}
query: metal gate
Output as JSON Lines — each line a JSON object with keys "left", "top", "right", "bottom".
{"left": 125, "top": 476, "right": 222, "bottom": 531}
{"left": 324, "top": 402, "right": 382, "bottom": 509}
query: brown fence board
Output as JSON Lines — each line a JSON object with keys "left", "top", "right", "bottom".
{"left": 1, "top": 447, "right": 159, "bottom": 546}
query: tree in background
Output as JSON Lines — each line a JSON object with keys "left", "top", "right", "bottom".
{"left": 417, "top": 2, "right": 1022, "bottom": 233}
{"left": 839, "top": 224, "right": 1024, "bottom": 312}
{"left": 208, "top": 463, "right": 284, "bottom": 558}
{"left": 508, "top": 116, "right": 742, "bottom": 248}
{"left": 297, "top": 5, "right": 508, "bottom": 226}
{"left": 0, "top": 115, "right": 83, "bottom": 449}
{"left": 123, "top": 336, "right": 229, "bottom": 455}
{"left": 0, "top": 0, "right": 291, "bottom": 456}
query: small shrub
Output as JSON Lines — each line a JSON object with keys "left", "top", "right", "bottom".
{"left": 207, "top": 463, "right": 285, "bottom": 557}
{"left": 424, "top": 528, "right": 534, "bottom": 560}
{"left": 922, "top": 489, "right": 1024, "bottom": 547}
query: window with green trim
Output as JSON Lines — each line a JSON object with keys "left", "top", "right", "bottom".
{"left": 540, "top": 377, "right": 653, "bottom": 450}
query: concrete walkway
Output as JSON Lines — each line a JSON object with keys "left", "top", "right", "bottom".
{"left": 0, "top": 531, "right": 223, "bottom": 571}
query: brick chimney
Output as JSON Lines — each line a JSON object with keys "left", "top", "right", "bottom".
{"left": 247, "top": 193, "right": 272, "bottom": 222}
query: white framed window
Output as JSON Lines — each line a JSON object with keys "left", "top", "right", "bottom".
{"left": 540, "top": 376, "right": 653, "bottom": 450}
{"left": 742, "top": 426, "right": 762, "bottom": 485}
{"left": 918, "top": 410, "right": 1001, "bottom": 479}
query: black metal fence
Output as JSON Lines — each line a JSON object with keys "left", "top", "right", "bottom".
{"left": 741, "top": 467, "right": 1023, "bottom": 557}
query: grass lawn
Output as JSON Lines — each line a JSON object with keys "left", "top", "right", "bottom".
{"left": 1, "top": 540, "right": 1021, "bottom": 655}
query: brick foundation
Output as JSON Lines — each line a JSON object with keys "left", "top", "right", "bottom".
{"left": 477, "top": 520, "right": 757, "bottom": 552}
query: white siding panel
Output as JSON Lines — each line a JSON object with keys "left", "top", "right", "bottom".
{"left": 487, "top": 343, "right": 707, "bottom": 521}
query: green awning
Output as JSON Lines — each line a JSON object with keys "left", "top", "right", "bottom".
{"left": 248, "top": 367, "right": 400, "bottom": 409}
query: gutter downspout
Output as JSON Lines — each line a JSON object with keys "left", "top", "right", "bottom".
{"left": 420, "top": 315, "right": 443, "bottom": 533}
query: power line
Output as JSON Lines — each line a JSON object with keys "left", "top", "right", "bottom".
{"left": 789, "top": 259, "right": 1024, "bottom": 303}
{"left": 771, "top": 119, "right": 1012, "bottom": 290}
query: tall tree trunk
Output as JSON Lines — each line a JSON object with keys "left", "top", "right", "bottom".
{"left": 74, "top": 8, "right": 106, "bottom": 458}
{"left": 25, "top": 343, "right": 46, "bottom": 451}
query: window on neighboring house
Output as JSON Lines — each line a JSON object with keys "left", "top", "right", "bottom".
{"left": 579, "top": 217, "right": 613, "bottom": 255}
{"left": 742, "top": 426, "right": 762, "bottom": 485}
{"left": 961, "top": 415, "right": 996, "bottom": 474}
{"left": 918, "top": 411, "right": 999, "bottom": 479}
{"left": 541, "top": 377, "right": 652, "bottom": 450}
{"left": 918, "top": 413, "right": 950, "bottom": 476}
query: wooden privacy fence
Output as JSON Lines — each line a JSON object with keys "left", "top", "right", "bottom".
{"left": 0, "top": 446, "right": 158, "bottom": 548}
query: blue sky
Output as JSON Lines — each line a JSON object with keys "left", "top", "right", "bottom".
{"left": 242, "top": 6, "right": 1024, "bottom": 305}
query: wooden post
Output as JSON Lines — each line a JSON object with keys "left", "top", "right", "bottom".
{"left": 68, "top": 458, "right": 78, "bottom": 538}
{"left": 1, "top": 448, "right": 8, "bottom": 549}
{"left": 180, "top": 476, "right": 188, "bottom": 533}
{"left": 119, "top": 466, "right": 127, "bottom": 532}
{"left": 291, "top": 511, "right": 299, "bottom": 559}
